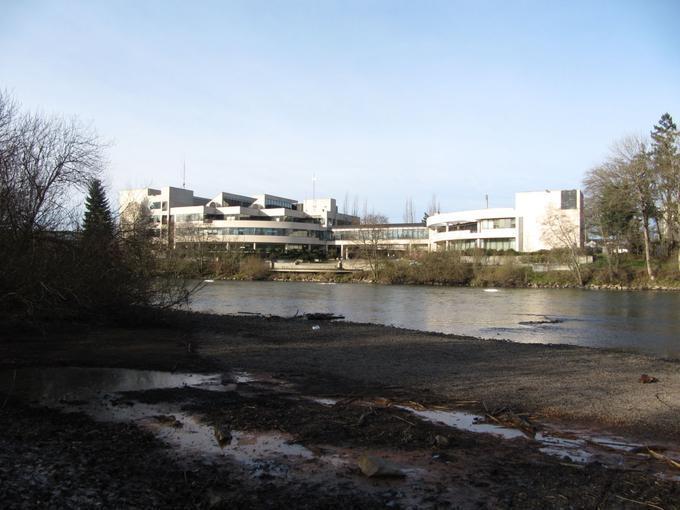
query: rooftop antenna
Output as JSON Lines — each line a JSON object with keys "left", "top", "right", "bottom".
{"left": 312, "top": 173, "right": 316, "bottom": 201}
{"left": 182, "top": 158, "right": 186, "bottom": 189}
{"left": 485, "top": 194, "right": 489, "bottom": 209}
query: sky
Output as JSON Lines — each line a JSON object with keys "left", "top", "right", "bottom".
{"left": 2, "top": 0, "right": 679, "bottom": 221}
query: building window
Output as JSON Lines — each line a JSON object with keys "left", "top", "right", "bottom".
{"left": 482, "top": 238, "right": 516, "bottom": 251}
{"left": 561, "top": 190, "right": 577, "bottom": 210}
{"left": 449, "top": 240, "right": 477, "bottom": 250}
{"left": 480, "top": 218, "right": 516, "bottom": 230}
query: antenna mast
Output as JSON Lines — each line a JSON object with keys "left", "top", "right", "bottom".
{"left": 312, "top": 173, "right": 316, "bottom": 200}
{"left": 485, "top": 194, "right": 489, "bottom": 209}
{"left": 182, "top": 159, "right": 186, "bottom": 189}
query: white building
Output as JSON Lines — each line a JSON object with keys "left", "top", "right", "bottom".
{"left": 119, "top": 186, "right": 358, "bottom": 253}
{"left": 119, "top": 186, "right": 583, "bottom": 255}
{"left": 427, "top": 190, "right": 584, "bottom": 252}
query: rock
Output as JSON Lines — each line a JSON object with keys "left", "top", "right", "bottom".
{"left": 433, "top": 435, "right": 450, "bottom": 448}
{"left": 214, "top": 426, "right": 232, "bottom": 448}
{"left": 152, "top": 415, "right": 183, "bottom": 428}
{"left": 357, "top": 455, "right": 405, "bottom": 478}
{"left": 639, "top": 374, "right": 659, "bottom": 384}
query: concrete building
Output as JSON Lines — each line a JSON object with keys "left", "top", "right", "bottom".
{"left": 119, "top": 186, "right": 583, "bottom": 255}
{"left": 427, "top": 190, "right": 584, "bottom": 252}
{"left": 331, "top": 223, "right": 429, "bottom": 259}
{"left": 119, "top": 186, "right": 358, "bottom": 253}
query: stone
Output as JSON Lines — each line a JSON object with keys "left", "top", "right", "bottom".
{"left": 357, "top": 455, "right": 405, "bottom": 478}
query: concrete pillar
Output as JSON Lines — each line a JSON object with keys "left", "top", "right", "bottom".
{"left": 340, "top": 245, "right": 345, "bottom": 259}
{"left": 253, "top": 243, "right": 257, "bottom": 250}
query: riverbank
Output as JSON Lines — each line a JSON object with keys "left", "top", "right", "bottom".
{"left": 185, "top": 251, "right": 680, "bottom": 291}
{"left": 1, "top": 311, "right": 679, "bottom": 508}
{"left": 267, "top": 270, "right": 680, "bottom": 291}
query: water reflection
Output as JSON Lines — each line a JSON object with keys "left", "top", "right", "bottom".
{"left": 0, "top": 367, "right": 225, "bottom": 402}
{"left": 192, "top": 281, "right": 680, "bottom": 357}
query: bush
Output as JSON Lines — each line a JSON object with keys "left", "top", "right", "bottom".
{"left": 471, "top": 263, "right": 531, "bottom": 287}
{"left": 237, "top": 256, "right": 271, "bottom": 280}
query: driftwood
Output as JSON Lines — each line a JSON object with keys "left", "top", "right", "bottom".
{"left": 236, "top": 311, "right": 345, "bottom": 321}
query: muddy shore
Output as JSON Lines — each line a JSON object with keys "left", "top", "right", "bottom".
{"left": 1, "top": 311, "right": 679, "bottom": 508}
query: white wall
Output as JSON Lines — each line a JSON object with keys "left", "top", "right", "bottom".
{"left": 515, "top": 190, "right": 582, "bottom": 252}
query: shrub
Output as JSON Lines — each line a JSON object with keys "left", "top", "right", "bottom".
{"left": 471, "top": 263, "right": 531, "bottom": 287}
{"left": 238, "top": 256, "right": 271, "bottom": 280}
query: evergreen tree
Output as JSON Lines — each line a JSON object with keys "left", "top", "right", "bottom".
{"left": 650, "top": 113, "right": 679, "bottom": 256}
{"left": 82, "top": 178, "right": 114, "bottom": 243}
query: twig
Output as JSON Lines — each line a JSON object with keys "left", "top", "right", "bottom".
{"left": 655, "top": 393, "right": 678, "bottom": 409}
{"left": 648, "top": 449, "right": 680, "bottom": 469}
{"left": 614, "top": 495, "right": 664, "bottom": 510}
{"left": 393, "top": 414, "right": 416, "bottom": 427}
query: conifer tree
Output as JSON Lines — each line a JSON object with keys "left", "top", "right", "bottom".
{"left": 650, "top": 113, "right": 679, "bottom": 257}
{"left": 82, "top": 178, "right": 114, "bottom": 243}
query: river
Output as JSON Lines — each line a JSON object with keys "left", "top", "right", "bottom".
{"left": 190, "top": 281, "right": 680, "bottom": 358}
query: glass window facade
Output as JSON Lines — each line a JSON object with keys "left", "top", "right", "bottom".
{"left": 561, "top": 190, "right": 577, "bottom": 210}
{"left": 480, "top": 218, "right": 516, "bottom": 230}
{"left": 449, "top": 240, "right": 477, "bottom": 250}
{"left": 175, "top": 227, "right": 326, "bottom": 239}
{"left": 481, "top": 238, "right": 516, "bottom": 250}
{"left": 333, "top": 227, "right": 428, "bottom": 241}
{"left": 449, "top": 222, "right": 477, "bottom": 233}
{"left": 175, "top": 213, "right": 203, "bottom": 222}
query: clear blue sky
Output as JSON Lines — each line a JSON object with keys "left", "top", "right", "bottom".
{"left": 2, "top": 0, "right": 679, "bottom": 220}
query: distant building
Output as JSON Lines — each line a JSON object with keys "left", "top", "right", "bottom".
{"left": 119, "top": 186, "right": 358, "bottom": 253}
{"left": 119, "top": 186, "right": 583, "bottom": 255}
{"left": 427, "top": 190, "right": 584, "bottom": 252}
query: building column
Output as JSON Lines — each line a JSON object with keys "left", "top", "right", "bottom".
{"left": 340, "top": 245, "right": 345, "bottom": 259}
{"left": 253, "top": 242, "right": 257, "bottom": 250}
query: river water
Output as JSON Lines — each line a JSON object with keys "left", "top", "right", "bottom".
{"left": 191, "top": 281, "right": 680, "bottom": 358}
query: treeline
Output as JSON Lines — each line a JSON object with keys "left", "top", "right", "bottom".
{"left": 0, "top": 91, "right": 188, "bottom": 324}
{"left": 584, "top": 114, "right": 680, "bottom": 282}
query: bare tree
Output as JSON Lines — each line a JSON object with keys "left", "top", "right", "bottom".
{"left": 354, "top": 212, "right": 389, "bottom": 281}
{"left": 584, "top": 163, "right": 637, "bottom": 280}
{"left": 351, "top": 195, "right": 359, "bottom": 218}
{"left": 426, "top": 194, "right": 440, "bottom": 216}
{"left": 403, "top": 197, "right": 415, "bottom": 223}
{"left": 0, "top": 90, "right": 105, "bottom": 316}
{"left": 541, "top": 205, "right": 585, "bottom": 286}
{"left": 614, "top": 137, "right": 658, "bottom": 280}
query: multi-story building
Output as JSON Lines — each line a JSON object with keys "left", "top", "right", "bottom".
{"left": 426, "top": 189, "right": 584, "bottom": 252}
{"left": 119, "top": 187, "right": 583, "bottom": 255}
{"left": 119, "top": 186, "right": 358, "bottom": 253}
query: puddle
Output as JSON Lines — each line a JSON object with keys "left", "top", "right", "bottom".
{"left": 231, "top": 371, "right": 256, "bottom": 384}
{"left": 0, "top": 367, "right": 321, "bottom": 475}
{"left": 0, "top": 367, "right": 227, "bottom": 403}
{"left": 534, "top": 433, "right": 593, "bottom": 463}
{"left": 398, "top": 406, "right": 526, "bottom": 440}
{"left": 395, "top": 403, "right": 680, "bottom": 473}
{"left": 305, "top": 397, "right": 339, "bottom": 407}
